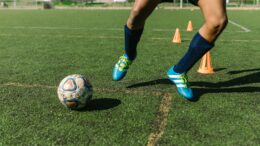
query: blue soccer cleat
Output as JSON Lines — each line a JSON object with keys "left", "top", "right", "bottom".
{"left": 167, "top": 66, "right": 194, "bottom": 100}
{"left": 112, "top": 54, "right": 132, "bottom": 81}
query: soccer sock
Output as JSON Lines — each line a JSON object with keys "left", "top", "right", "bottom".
{"left": 124, "top": 25, "right": 144, "bottom": 60}
{"left": 174, "top": 32, "right": 214, "bottom": 73}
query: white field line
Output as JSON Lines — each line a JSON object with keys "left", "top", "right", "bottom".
{"left": 153, "top": 28, "right": 247, "bottom": 33}
{"left": 0, "top": 26, "right": 173, "bottom": 31}
{"left": 153, "top": 28, "right": 189, "bottom": 32}
{"left": 150, "top": 28, "right": 243, "bottom": 32}
{"left": 0, "top": 25, "right": 252, "bottom": 33}
{"left": 0, "top": 82, "right": 163, "bottom": 95}
{"left": 0, "top": 26, "right": 123, "bottom": 31}
{"left": 1, "top": 26, "right": 176, "bottom": 32}
{"left": 0, "top": 33, "right": 123, "bottom": 39}
{"left": 151, "top": 37, "right": 260, "bottom": 42}
{"left": 0, "top": 33, "right": 259, "bottom": 42}
{"left": 229, "top": 20, "right": 251, "bottom": 32}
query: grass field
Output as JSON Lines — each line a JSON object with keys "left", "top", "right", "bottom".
{"left": 0, "top": 9, "right": 259, "bottom": 145}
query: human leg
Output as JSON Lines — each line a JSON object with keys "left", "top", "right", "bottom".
{"left": 168, "top": 0, "right": 228, "bottom": 100}
{"left": 174, "top": 0, "right": 228, "bottom": 73}
{"left": 112, "top": 0, "right": 160, "bottom": 81}
{"left": 125, "top": 0, "right": 161, "bottom": 60}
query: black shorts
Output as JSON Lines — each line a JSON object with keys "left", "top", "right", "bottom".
{"left": 188, "top": 0, "right": 198, "bottom": 6}
{"left": 161, "top": 0, "right": 198, "bottom": 6}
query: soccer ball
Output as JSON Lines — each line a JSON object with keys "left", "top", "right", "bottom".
{"left": 57, "top": 74, "right": 93, "bottom": 110}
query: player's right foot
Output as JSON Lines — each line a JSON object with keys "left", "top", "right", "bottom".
{"left": 167, "top": 66, "right": 194, "bottom": 100}
{"left": 112, "top": 54, "right": 132, "bottom": 81}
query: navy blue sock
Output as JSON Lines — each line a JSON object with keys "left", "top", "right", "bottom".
{"left": 174, "top": 32, "right": 214, "bottom": 73}
{"left": 124, "top": 25, "right": 143, "bottom": 60}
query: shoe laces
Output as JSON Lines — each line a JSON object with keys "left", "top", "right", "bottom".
{"left": 117, "top": 56, "right": 132, "bottom": 71}
{"left": 178, "top": 73, "right": 190, "bottom": 88}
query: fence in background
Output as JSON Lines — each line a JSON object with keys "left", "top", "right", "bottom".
{"left": 0, "top": 0, "right": 259, "bottom": 9}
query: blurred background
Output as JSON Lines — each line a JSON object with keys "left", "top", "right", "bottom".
{"left": 0, "top": 0, "right": 259, "bottom": 9}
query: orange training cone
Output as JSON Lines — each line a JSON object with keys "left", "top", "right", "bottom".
{"left": 187, "top": 20, "right": 193, "bottom": 32}
{"left": 197, "top": 51, "right": 214, "bottom": 74}
{"left": 172, "top": 28, "right": 181, "bottom": 44}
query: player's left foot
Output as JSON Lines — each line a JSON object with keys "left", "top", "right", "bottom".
{"left": 112, "top": 54, "right": 132, "bottom": 81}
{"left": 167, "top": 66, "right": 194, "bottom": 100}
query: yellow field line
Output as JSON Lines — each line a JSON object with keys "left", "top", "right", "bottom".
{"left": 147, "top": 93, "right": 172, "bottom": 146}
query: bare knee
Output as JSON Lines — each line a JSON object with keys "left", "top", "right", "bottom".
{"left": 127, "top": 8, "right": 146, "bottom": 29}
{"left": 205, "top": 15, "right": 228, "bottom": 34}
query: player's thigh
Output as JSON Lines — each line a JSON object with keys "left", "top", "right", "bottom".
{"left": 198, "top": 0, "right": 227, "bottom": 24}
{"left": 128, "top": 0, "right": 160, "bottom": 23}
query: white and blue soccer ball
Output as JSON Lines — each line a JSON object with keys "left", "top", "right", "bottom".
{"left": 57, "top": 74, "right": 93, "bottom": 110}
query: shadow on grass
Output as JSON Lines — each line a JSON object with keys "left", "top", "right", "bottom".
{"left": 127, "top": 68, "right": 260, "bottom": 100}
{"left": 214, "top": 67, "right": 226, "bottom": 72}
{"left": 78, "top": 98, "right": 121, "bottom": 112}
{"left": 127, "top": 67, "right": 227, "bottom": 89}
{"left": 228, "top": 68, "right": 260, "bottom": 75}
{"left": 192, "top": 86, "right": 260, "bottom": 97}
